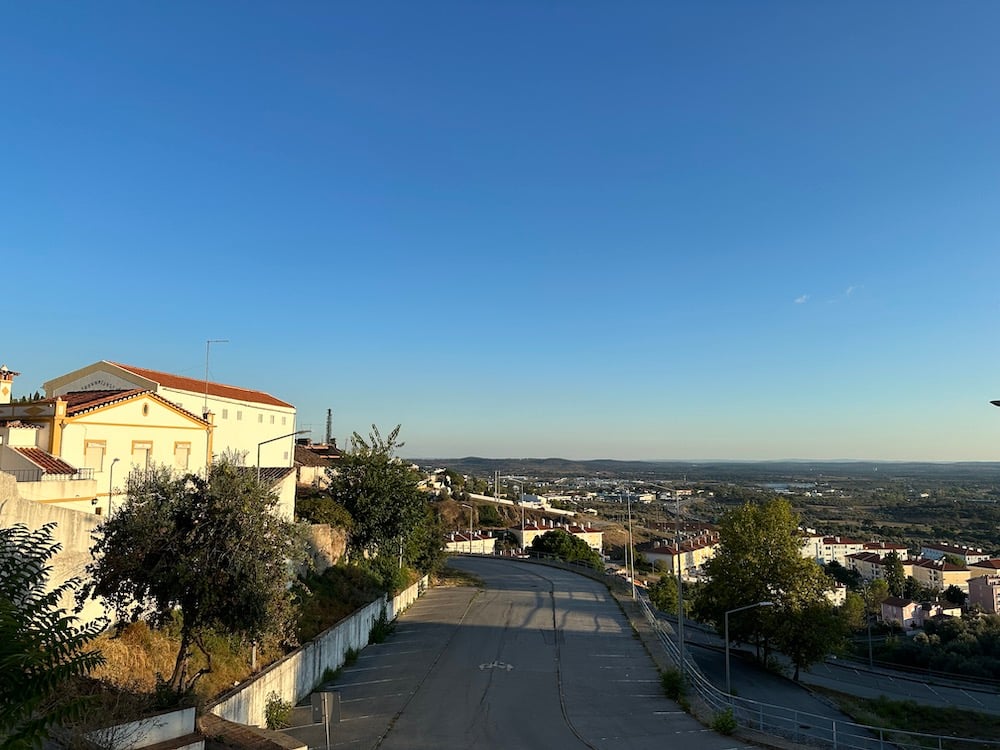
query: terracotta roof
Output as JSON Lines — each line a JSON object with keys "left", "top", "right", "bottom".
{"left": 914, "top": 558, "right": 967, "bottom": 572}
{"left": 57, "top": 389, "right": 147, "bottom": 415}
{"left": 883, "top": 596, "right": 914, "bottom": 607}
{"left": 294, "top": 444, "right": 334, "bottom": 467}
{"left": 971, "top": 559, "right": 1000, "bottom": 570}
{"left": 252, "top": 466, "right": 296, "bottom": 486}
{"left": 12, "top": 447, "right": 77, "bottom": 475}
{"left": 40, "top": 389, "right": 209, "bottom": 424}
{"left": 109, "top": 362, "right": 294, "bottom": 409}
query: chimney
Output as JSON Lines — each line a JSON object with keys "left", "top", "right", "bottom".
{"left": 0, "top": 365, "right": 20, "bottom": 405}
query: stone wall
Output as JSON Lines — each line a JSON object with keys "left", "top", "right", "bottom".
{"left": 306, "top": 523, "right": 347, "bottom": 573}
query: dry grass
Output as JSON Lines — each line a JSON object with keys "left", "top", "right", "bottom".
{"left": 92, "top": 621, "right": 284, "bottom": 702}
{"left": 812, "top": 687, "right": 1000, "bottom": 746}
{"left": 434, "top": 564, "right": 483, "bottom": 588}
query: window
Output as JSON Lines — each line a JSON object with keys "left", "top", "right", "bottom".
{"left": 174, "top": 442, "right": 191, "bottom": 470}
{"left": 237, "top": 411, "right": 243, "bottom": 421}
{"left": 283, "top": 450, "right": 289, "bottom": 460}
{"left": 131, "top": 441, "right": 152, "bottom": 469}
{"left": 84, "top": 440, "right": 106, "bottom": 471}
{"left": 270, "top": 415, "right": 275, "bottom": 424}
{"left": 222, "top": 408, "right": 229, "bottom": 419}
{"left": 281, "top": 416, "right": 286, "bottom": 426}
{"left": 258, "top": 414, "right": 263, "bottom": 423}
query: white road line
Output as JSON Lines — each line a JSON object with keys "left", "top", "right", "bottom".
{"left": 340, "top": 677, "right": 403, "bottom": 687}
{"left": 959, "top": 689, "right": 984, "bottom": 706}
{"left": 342, "top": 692, "right": 409, "bottom": 703}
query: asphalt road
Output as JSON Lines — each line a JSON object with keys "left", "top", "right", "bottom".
{"left": 300, "top": 557, "right": 756, "bottom": 750}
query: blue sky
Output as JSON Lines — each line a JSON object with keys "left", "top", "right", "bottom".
{"left": 4, "top": 2, "right": 1000, "bottom": 461}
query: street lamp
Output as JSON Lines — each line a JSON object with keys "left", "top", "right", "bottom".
{"left": 460, "top": 503, "right": 474, "bottom": 554}
{"left": 107, "top": 457, "right": 120, "bottom": 515}
{"left": 725, "top": 601, "right": 775, "bottom": 694}
{"left": 637, "top": 481, "right": 687, "bottom": 677}
{"left": 257, "top": 430, "right": 310, "bottom": 482}
{"left": 624, "top": 491, "right": 636, "bottom": 599}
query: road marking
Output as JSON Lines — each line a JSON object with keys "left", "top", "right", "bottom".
{"left": 360, "top": 649, "right": 424, "bottom": 657}
{"left": 342, "top": 692, "right": 409, "bottom": 703}
{"left": 960, "top": 689, "right": 984, "bottom": 706}
{"left": 479, "top": 660, "right": 514, "bottom": 671}
{"left": 341, "top": 677, "right": 403, "bottom": 687}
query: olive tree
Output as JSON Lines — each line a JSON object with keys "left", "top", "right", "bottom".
{"left": 80, "top": 457, "right": 305, "bottom": 696}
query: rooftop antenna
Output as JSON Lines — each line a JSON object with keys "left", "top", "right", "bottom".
{"left": 204, "top": 339, "right": 228, "bottom": 415}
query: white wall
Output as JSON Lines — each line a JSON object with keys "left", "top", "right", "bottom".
{"left": 159, "top": 386, "right": 297, "bottom": 470}
{"left": 0, "top": 476, "right": 110, "bottom": 627}
{"left": 209, "top": 577, "right": 427, "bottom": 728}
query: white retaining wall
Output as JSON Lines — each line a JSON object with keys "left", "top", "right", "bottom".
{"left": 209, "top": 576, "right": 427, "bottom": 728}
{"left": 86, "top": 706, "right": 199, "bottom": 750}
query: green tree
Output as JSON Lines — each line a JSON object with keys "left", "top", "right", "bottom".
{"left": 884, "top": 552, "right": 905, "bottom": 597}
{"left": 693, "top": 498, "right": 836, "bottom": 667}
{"left": 80, "top": 457, "right": 305, "bottom": 696}
{"left": 649, "top": 574, "right": 678, "bottom": 614}
{"left": 943, "top": 584, "right": 967, "bottom": 606}
{"left": 772, "top": 562, "right": 848, "bottom": 680}
{"left": 328, "top": 425, "right": 429, "bottom": 565}
{"left": 530, "top": 529, "right": 602, "bottom": 569}
{"left": 295, "top": 492, "right": 354, "bottom": 529}
{"left": 840, "top": 591, "right": 867, "bottom": 631}
{"left": 1, "top": 522, "right": 105, "bottom": 749}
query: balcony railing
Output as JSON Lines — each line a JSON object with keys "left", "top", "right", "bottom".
{"left": 3, "top": 467, "right": 95, "bottom": 483}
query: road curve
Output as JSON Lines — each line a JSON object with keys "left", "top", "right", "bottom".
{"left": 313, "top": 557, "right": 753, "bottom": 750}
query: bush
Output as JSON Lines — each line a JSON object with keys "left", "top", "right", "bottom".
{"left": 711, "top": 708, "right": 738, "bottom": 735}
{"left": 265, "top": 691, "right": 292, "bottom": 730}
{"left": 660, "top": 668, "right": 686, "bottom": 701}
{"left": 369, "top": 608, "right": 395, "bottom": 644}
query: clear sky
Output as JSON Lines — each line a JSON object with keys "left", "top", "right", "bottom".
{"left": 4, "top": 3, "right": 1000, "bottom": 461}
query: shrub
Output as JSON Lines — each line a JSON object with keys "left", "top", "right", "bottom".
{"left": 369, "top": 608, "right": 395, "bottom": 644}
{"left": 711, "top": 708, "right": 738, "bottom": 735}
{"left": 660, "top": 668, "right": 685, "bottom": 701}
{"left": 265, "top": 691, "right": 292, "bottom": 730}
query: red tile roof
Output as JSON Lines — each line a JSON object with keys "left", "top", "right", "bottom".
{"left": 58, "top": 389, "right": 148, "bottom": 415}
{"left": 38, "top": 389, "right": 208, "bottom": 424}
{"left": 12, "top": 447, "right": 77, "bottom": 475}
{"left": 109, "top": 362, "right": 294, "bottom": 409}
{"left": 971, "top": 559, "right": 1000, "bottom": 570}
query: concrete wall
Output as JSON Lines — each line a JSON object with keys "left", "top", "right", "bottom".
{"left": 86, "top": 706, "right": 200, "bottom": 750}
{"left": 0, "top": 474, "right": 109, "bottom": 625}
{"left": 209, "top": 576, "right": 427, "bottom": 728}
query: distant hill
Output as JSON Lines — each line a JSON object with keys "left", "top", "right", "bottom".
{"left": 407, "top": 457, "right": 1000, "bottom": 483}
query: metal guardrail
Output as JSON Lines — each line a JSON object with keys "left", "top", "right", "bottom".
{"left": 635, "top": 594, "right": 1000, "bottom": 750}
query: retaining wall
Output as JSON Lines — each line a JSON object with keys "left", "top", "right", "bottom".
{"left": 209, "top": 576, "right": 427, "bottom": 728}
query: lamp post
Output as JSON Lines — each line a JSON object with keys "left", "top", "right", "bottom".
{"left": 516, "top": 483, "right": 525, "bottom": 552}
{"left": 460, "top": 503, "right": 474, "bottom": 554}
{"left": 725, "top": 601, "right": 775, "bottom": 694}
{"left": 638, "top": 481, "right": 687, "bottom": 677}
{"left": 107, "top": 457, "right": 120, "bottom": 516}
{"left": 257, "top": 430, "right": 310, "bottom": 482}
{"left": 624, "top": 490, "right": 636, "bottom": 599}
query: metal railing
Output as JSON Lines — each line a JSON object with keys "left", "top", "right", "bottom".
{"left": 636, "top": 594, "right": 1000, "bottom": 750}
{"left": 2, "top": 467, "right": 95, "bottom": 482}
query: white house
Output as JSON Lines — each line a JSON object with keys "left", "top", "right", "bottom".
{"left": 0, "top": 361, "right": 298, "bottom": 519}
